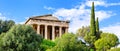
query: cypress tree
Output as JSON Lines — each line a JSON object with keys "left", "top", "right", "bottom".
{"left": 90, "top": 2, "right": 96, "bottom": 36}
{"left": 96, "top": 17, "right": 99, "bottom": 32}
{"left": 84, "top": 2, "right": 98, "bottom": 50}
{"left": 89, "top": 2, "right": 97, "bottom": 50}
{"left": 96, "top": 17, "right": 100, "bottom": 38}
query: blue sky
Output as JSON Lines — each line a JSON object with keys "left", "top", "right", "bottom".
{"left": 0, "top": 0, "right": 120, "bottom": 40}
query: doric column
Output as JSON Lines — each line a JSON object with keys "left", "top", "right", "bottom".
{"left": 45, "top": 25, "right": 48, "bottom": 39}
{"left": 37, "top": 24, "right": 40, "bottom": 34}
{"left": 52, "top": 26, "right": 55, "bottom": 41}
{"left": 42, "top": 28, "right": 44, "bottom": 34}
{"left": 59, "top": 26, "right": 62, "bottom": 37}
{"left": 41, "top": 27, "right": 43, "bottom": 38}
{"left": 65, "top": 27, "right": 68, "bottom": 33}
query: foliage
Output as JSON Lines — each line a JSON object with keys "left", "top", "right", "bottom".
{"left": 95, "top": 17, "right": 99, "bottom": 33}
{"left": 0, "top": 25, "right": 43, "bottom": 51}
{"left": 108, "top": 48, "right": 120, "bottom": 51}
{"left": 40, "top": 39, "right": 56, "bottom": 51}
{"left": 84, "top": 2, "right": 98, "bottom": 50}
{"left": 0, "top": 2, "right": 118, "bottom": 51}
{"left": 95, "top": 17, "right": 100, "bottom": 38}
{"left": 94, "top": 33, "right": 119, "bottom": 51}
{"left": 0, "top": 20, "right": 15, "bottom": 34}
{"left": 50, "top": 33, "right": 88, "bottom": 51}
{"left": 90, "top": 2, "right": 96, "bottom": 36}
{"left": 77, "top": 26, "right": 90, "bottom": 38}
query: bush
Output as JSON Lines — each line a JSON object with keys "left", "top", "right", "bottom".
{"left": 108, "top": 48, "right": 120, "bottom": 51}
{"left": 51, "top": 33, "right": 88, "bottom": 51}
{"left": 0, "top": 25, "right": 43, "bottom": 51}
{"left": 40, "top": 39, "right": 56, "bottom": 51}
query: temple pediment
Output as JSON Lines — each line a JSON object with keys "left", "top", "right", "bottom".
{"left": 30, "top": 14, "right": 59, "bottom": 21}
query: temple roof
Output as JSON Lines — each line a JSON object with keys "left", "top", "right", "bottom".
{"left": 30, "top": 14, "right": 59, "bottom": 20}
{"left": 25, "top": 14, "right": 70, "bottom": 24}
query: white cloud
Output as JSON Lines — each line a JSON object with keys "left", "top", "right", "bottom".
{"left": 0, "top": 13, "right": 7, "bottom": 20}
{"left": 108, "top": 3, "right": 120, "bottom": 6}
{"left": 44, "top": 6, "right": 55, "bottom": 10}
{"left": 0, "top": 13, "right": 16, "bottom": 21}
{"left": 95, "top": 11, "right": 115, "bottom": 21}
{"left": 54, "top": 8, "right": 89, "bottom": 20}
{"left": 53, "top": 6, "right": 91, "bottom": 33}
{"left": 18, "top": 21, "right": 25, "bottom": 24}
{"left": 16, "top": 21, "right": 25, "bottom": 24}
{"left": 0, "top": 13, "right": 29, "bottom": 24}
{"left": 101, "top": 23, "right": 120, "bottom": 41}
{"left": 85, "top": 0, "right": 106, "bottom": 7}
{"left": 53, "top": 0, "right": 117, "bottom": 33}
{"left": 85, "top": 0, "right": 120, "bottom": 7}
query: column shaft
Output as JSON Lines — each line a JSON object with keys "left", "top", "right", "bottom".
{"left": 65, "top": 27, "right": 68, "bottom": 33}
{"left": 45, "top": 25, "right": 47, "bottom": 39}
{"left": 37, "top": 25, "right": 40, "bottom": 34}
{"left": 59, "top": 26, "right": 62, "bottom": 37}
{"left": 41, "top": 28, "right": 43, "bottom": 37}
{"left": 52, "top": 26, "right": 55, "bottom": 41}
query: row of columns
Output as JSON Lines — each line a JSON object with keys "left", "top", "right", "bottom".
{"left": 37, "top": 24, "right": 68, "bottom": 40}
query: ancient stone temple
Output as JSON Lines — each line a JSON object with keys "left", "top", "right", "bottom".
{"left": 25, "top": 14, "right": 69, "bottom": 40}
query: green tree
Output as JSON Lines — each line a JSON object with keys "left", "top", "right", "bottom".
{"left": 95, "top": 17, "right": 99, "bottom": 33}
{"left": 96, "top": 17, "right": 100, "bottom": 39}
{"left": 77, "top": 26, "right": 90, "bottom": 38}
{"left": 84, "top": 2, "right": 97, "bottom": 50}
{"left": 0, "top": 25, "right": 42, "bottom": 51}
{"left": 90, "top": 2, "right": 96, "bottom": 36}
{"left": 94, "top": 33, "right": 119, "bottom": 51}
{"left": 108, "top": 47, "right": 120, "bottom": 51}
{"left": 0, "top": 20, "right": 15, "bottom": 34}
{"left": 50, "top": 33, "right": 88, "bottom": 51}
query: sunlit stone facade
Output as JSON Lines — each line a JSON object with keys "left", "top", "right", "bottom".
{"left": 25, "top": 14, "right": 69, "bottom": 40}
